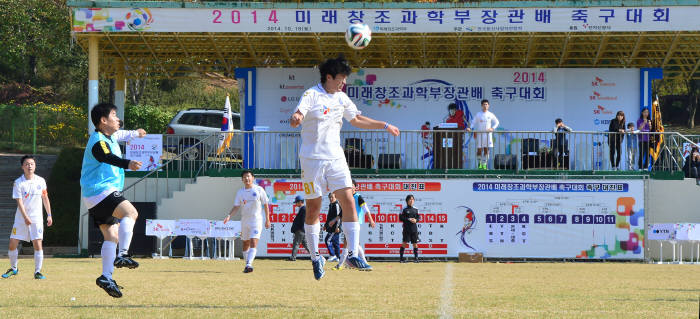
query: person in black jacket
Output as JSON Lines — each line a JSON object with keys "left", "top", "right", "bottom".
{"left": 289, "top": 196, "right": 307, "bottom": 261}
{"left": 608, "top": 111, "right": 626, "bottom": 170}
{"left": 399, "top": 194, "right": 421, "bottom": 263}
{"left": 683, "top": 145, "right": 700, "bottom": 178}
{"left": 324, "top": 192, "right": 342, "bottom": 262}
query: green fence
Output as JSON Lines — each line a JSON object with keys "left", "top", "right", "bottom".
{"left": 0, "top": 103, "right": 88, "bottom": 153}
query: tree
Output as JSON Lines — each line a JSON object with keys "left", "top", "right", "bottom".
{"left": 687, "top": 79, "right": 699, "bottom": 129}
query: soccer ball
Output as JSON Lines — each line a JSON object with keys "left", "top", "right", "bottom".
{"left": 345, "top": 23, "right": 372, "bottom": 50}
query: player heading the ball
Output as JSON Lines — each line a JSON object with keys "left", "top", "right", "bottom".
{"left": 289, "top": 55, "right": 399, "bottom": 280}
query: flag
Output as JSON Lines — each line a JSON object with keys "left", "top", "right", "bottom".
{"left": 217, "top": 94, "right": 233, "bottom": 155}
{"left": 649, "top": 96, "right": 664, "bottom": 163}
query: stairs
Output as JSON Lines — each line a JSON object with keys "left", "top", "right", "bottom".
{"left": 0, "top": 154, "right": 57, "bottom": 253}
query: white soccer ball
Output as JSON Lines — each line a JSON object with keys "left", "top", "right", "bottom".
{"left": 345, "top": 23, "right": 372, "bottom": 50}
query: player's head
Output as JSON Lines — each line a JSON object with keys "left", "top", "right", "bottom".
{"left": 448, "top": 103, "right": 457, "bottom": 116}
{"left": 91, "top": 103, "right": 121, "bottom": 133}
{"left": 328, "top": 192, "right": 336, "bottom": 202}
{"left": 319, "top": 55, "right": 351, "bottom": 91}
{"left": 241, "top": 170, "right": 254, "bottom": 187}
{"left": 405, "top": 194, "right": 415, "bottom": 206}
{"left": 294, "top": 195, "right": 304, "bottom": 206}
{"left": 20, "top": 155, "right": 35, "bottom": 175}
{"left": 480, "top": 99, "right": 490, "bottom": 111}
{"left": 351, "top": 179, "right": 358, "bottom": 193}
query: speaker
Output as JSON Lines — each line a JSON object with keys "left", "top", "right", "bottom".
{"left": 494, "top": 154, "right": 516, "bottom": 170}
{"left": 378, "top": 154, "right": 401, "bottom": 169}
{"left": 521, "top": 138, "right": 539, "bottom": 155}
{"left": 86, "top": 202, "right": 157, "bottom": 257}
{"left": 345, "top": 150, "right": 373, "bottom": 169}
{"left": 344, "top": 138, "right": 363, "bottom": 152}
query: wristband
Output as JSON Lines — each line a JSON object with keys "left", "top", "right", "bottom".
{"left": 383, "top": 122, "right": 389, "bottom": 130}
{"left": 47, "top": 214, "right": 51, "bottom": 217}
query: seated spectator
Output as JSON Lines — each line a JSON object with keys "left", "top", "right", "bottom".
{"left": 683, "top": 145, "right": 700, "bottom": 178}
{"left": 553, "top": 118, "right": 571, "bottom": 169}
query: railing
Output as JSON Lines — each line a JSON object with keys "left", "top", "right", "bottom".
{"left": 197, "top": 130, "right": 698, "bottom": 174}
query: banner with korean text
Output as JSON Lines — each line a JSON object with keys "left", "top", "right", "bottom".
{"left": 255, "top": 178, "right": 645, "bottom": 259}
{"left": 73, "top": 7, "right": 698, "bottom": 33}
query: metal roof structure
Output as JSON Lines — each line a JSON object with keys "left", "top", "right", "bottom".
{"left": 68, "top": 1, "right": 700, "bottom": 80}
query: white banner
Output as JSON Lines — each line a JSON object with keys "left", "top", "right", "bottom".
{"left": 125, "top": 134, "right": 162, "bottom": 171}
{"left": 176, "top": 219, "right": 210, "bottom": 238}
{"left": 72, "top": 7, "right": 697, "bottom": 33}
{"left": 209, "top": 220, "right": 241, "bottom": 238}
{"left": 254, "top": 178, "right": 645, "bottom": 259}
{"left": 145, "top": 219, "right": 176, "bottom": 238}
{"left": 647, "top": 223, "right": 675, "bottom": 241}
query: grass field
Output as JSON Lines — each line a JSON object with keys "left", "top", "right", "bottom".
{"left": 0, "top": 258, "right": 698, "bottom": 318}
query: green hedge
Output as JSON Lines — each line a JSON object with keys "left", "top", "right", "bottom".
{"left": 44, "top": 147, "right": 84, "bottom": 246}
{"left": 124, "top": 104, "right": 176, "bottom": 134}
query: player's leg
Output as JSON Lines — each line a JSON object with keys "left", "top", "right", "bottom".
{"left": 289, "top": 231, "right": 300, "bottom": 261}
{"left": 244, "top": 222, "right": 261, "bottom": 272}
{"left": 324, "top": 232, "right": 333, "bottom": 258}
{"left": 400, "top": 230, "right": 409, "bottom": 262}
{"left": 3, "top": 238, "right": 21, "bottom": 278}
{"left": 412, "top": 234, "right": 420, "bottom": 262}
{"left": 112, "top": 199, "right": 139, "bottom": 269}
{"left": 304, "top": 196, "right": 326, "bottom": 279}
{"left": 246, "top": 238, "right": 258, "bottom": 268}
{"left": 96, "top": 223, "right": 123, "bottom": 298}
{"left": 241, "top": 224, "right": 251, "bottom": 264}
{"left": 330, "top": 232, "right": 340, "bottom": 261}
{"left": 30, "top": 224, "right": 45, "bottom": 279}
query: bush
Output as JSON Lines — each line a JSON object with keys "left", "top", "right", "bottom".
{"left": 0, "top": 102, "right": 87, "bottom": 149}
{"left": 44, "top": 147, "right": 84, "bottom": 246}
{"left": 124, "top": 104, "right": 176, "bottom": 134}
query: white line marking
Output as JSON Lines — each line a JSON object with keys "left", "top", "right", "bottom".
{"left": 439, "top": 263, "right": 454, "bottom": 319}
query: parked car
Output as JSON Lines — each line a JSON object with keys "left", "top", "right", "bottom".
{"left": 165, "top": 109, "right": 242, "bottom": 160}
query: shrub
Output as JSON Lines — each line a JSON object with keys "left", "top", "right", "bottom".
{"left": 44, "top": 147, "right": 84, "bottom": 246}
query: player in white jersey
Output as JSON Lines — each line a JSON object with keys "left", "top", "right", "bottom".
{"left": 289, "top": 56, "right": 399, "bottom": 280}
{"left": 467, "top": 99, "right": 500, "bottom": 170}
{"left": 2, "top": 155, "right": 53, "bottom": 280}
{"left": 224, "top": 170, "right": 270, "bottom": 273}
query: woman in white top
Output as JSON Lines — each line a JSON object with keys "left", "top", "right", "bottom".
{"left": 467, "top": 99, "right": 500, "bottom": 169}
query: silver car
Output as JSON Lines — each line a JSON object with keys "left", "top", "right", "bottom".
{"left": 165, "top": 109, "right": 242, "bottom": 161}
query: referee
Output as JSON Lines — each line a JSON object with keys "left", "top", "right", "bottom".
{"left": 399, "top": 194, "right": 420, "bottom": 263}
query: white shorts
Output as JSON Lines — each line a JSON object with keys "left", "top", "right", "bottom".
{"left": 475, "top": 132, "right": 493, "bottom": 148}
{"left": 300, "top": 157, "right": 352, "bottom": 199}
{"left": 241, "top": 221, "right": 263, "bottom": 240}
{"left": 10, "top": 221, "right": 43, "bottom": 242}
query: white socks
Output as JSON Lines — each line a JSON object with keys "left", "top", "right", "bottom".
{"left": 34, "top": 250, "right": 43, "bottom": 273}
{"left": 118, "top": 217, "right": 135, "bottom": 256}
{"left": 101, "top": 241, "right": 117, "bottom": 279}
{"left": 242, "top": 249, "right": 249, "bottom": 263}
{"left": 343, "top": 222, "right": 360, "bottom": 258}
{"left": 8, "top": 249, "right": 18, "bottom": 270}
{"left": 246, "top": 248, "right": 257, "bottom": 267}
{"left": 304, "top": 223, "right": 321, "bottom": 261}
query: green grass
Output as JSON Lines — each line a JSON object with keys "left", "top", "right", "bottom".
{"left": 0, "top": 259, "right": 698, "bottom": 318}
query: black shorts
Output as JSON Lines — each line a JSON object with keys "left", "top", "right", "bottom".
{"left": 88, "top": 191, "right": 126, "bottom": 228}
{"left": 402, "top": 230, "right": 419, "bottom": 244}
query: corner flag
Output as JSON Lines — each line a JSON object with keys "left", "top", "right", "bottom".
{"left": 217, "top": 94, "right": 233, "bottom": 155}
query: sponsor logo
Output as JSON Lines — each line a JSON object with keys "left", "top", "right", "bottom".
{"left": 279, "top": 84, "right": 305, "bottom": 90}
{"left": 592, "top": 76, "right": 616, "bottom": 87}
{"left": 593, "top": 105, "right": 613, "bottom": 115}
{"left": 589, "top": 91, "right": 617, "bottom": 101}
{"left": 279, "top": 107, "right": 293, "bottom": 114}
{"left": 594, "top": 119, "right": 612, "bottom": 125}
{"left": 280, "top": 96, "right": 300, "bottom": 102}
{"left": 322, "top": 105, "right": 329, "bottom": 115}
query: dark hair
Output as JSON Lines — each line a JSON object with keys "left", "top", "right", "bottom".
{"left": 615, "top": 111, "right": 626, "bottom": 123}
{"left": 555, "top": 118, "right": 563, "bottom": 124}
{"left": 405, "top": 194, "right": 414, "bottom": 203}
{"left": 481, "top": 99, "right": 489, "bottom": 105}
{"left": 319, "top": 55, "right": 351, "bottom": 84}
{"left": 424, "top": 121, "right": 430, "bottom": 126}
{"left": 639, "top": 108, "right": 650, "bottom": 120}
{"left": 627, "top": 122, "right": 634, "bottom": 128}
{"left": 241, "top": 170, "right": 254, "bottom": 178}
{"left": 351, "top": 179, "right": 357, "bottom": 186}
{"left": 20, "top": 155, "right": 34, "bottom": 165}
{"left": 448, "top": 103, "right": 457, "bottom": 110}
{"left": 91, "top": 103, "right": 118, "bottom": 131}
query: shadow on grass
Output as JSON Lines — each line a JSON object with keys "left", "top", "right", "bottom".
{"left": 53, "top": 304, "right": 291, "bottom": 310}
{"left": 144, "top": 270, "right": 226, "bottom": 274}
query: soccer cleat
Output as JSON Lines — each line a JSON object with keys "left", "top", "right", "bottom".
{"left": 311, "top": 255, "right": 326, "bottom": 280}
{"left": 332, "top": 264, "right": 343, "bottom": 271}
{"left": 414, "top": 258, "right": 420, "bottom": 263}
{"left": 243, "top": 266, "right": 253, "bottom": 273}
{"left": 34, "top": 272, "right": 46, "bottom": 279}
{"left": 1, "top": 268, "right": 18, "bottom": 278}
{"left": 327, "top": 256, "right": 338, "bottom": 262}
{"left": 96, "top": 275, "right": 123, "bottom": 298}
{"left": 347, "top": 256, "right": 373, "bottom": 271}
{"left": 114, "top": 255, "right": 139, "bottom": 269}
{"left": 400, "top": 258, "right": 407, "bottom": 263}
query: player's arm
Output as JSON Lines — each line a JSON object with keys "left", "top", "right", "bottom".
{"left": 15, "top": 199, "right": 31, "bottom": 225}
{"left": 223, "top": 205, "right": 240, "bottom": 224}
{"left": 413, "top": 210, "right": 420, "bottom": 223}
{"left": 92, "top": 141, "right": 142, "bottom": 170}
{"left": 349, "top": 115, "right": 399, "bottom": 136}
{"left": 113, "top": 129, "right": 147, "bottom": 142}
{"left": 489, "top": 115, "right": 500, "bottom": 132}
{"left": 263, "top": 202, "right": 271, "bottom": 229}
{"left": 41, "top": 188, "right": 53, "bottom": 227}
{"left": 399, "top": 209, "right": 407, "bottom": 223}
{"left": 290, "top": 90, "right": 313, "bottom": 128}
{"left": 361, "top": 203, "right": 376, "bottom": 228}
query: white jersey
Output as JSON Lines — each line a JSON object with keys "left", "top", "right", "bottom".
{"left": 234, "top": 185, "right": 269, "bottom": 223}
{"left": 12, "top": 175, "right": 47, "bottom": 222}
{"left": 471, "top": 111, "right": 499, "bottom": 132}
{"left": 295, "top": 84, "right": 362, "bottom": 160}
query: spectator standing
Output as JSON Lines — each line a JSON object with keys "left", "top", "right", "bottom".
{"left": 636, "top": 108, "right": 652, "bottom": 170}
{"left": 683, "top": 145, "right": 700, "bottom": 178}
{"left": 324, "top": 192, "right": 342, "bottom": 262}
{"left": 553, "top": 118, "right": 572, "bottom": 169}
{"left": 608, "top": 111, "right": 626, "bottom": 170}
{"left": 625, "top": 123, "right": 639, "bottom": 170}
{"left": 399, "top": 195, "right": 421, "bottom": 263}
{"left": 288, "top": 196, "right": 307, "bottom": 261}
